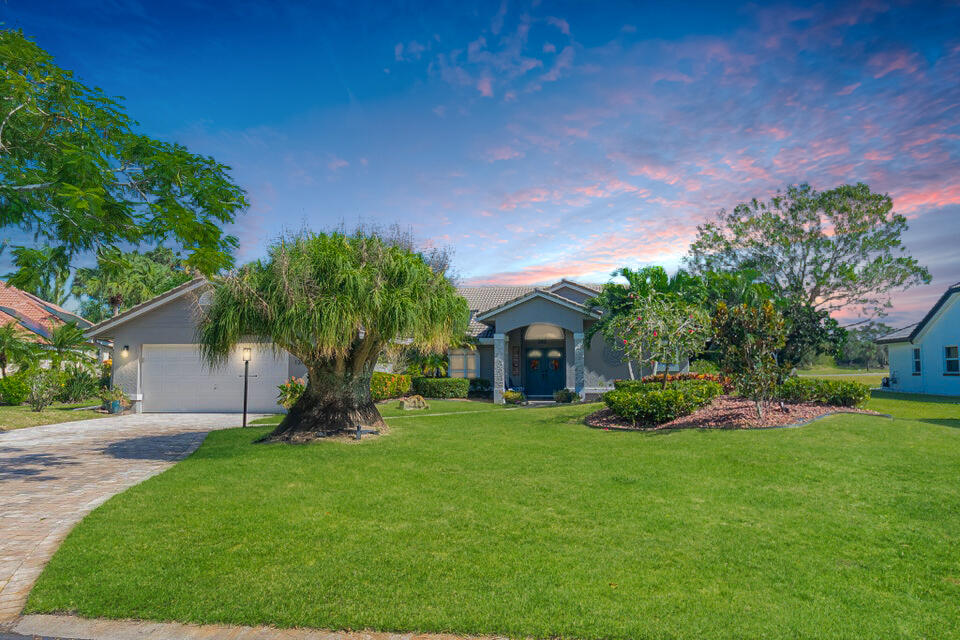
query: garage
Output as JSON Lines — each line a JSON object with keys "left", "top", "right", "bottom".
{"left": 141, "top": 343, "right": 288, "bottom": 413}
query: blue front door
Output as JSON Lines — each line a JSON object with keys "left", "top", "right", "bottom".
{"left": 526, "top": 345, "right": 565, "bottom": 397}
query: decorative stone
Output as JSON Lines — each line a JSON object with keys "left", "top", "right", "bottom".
{"left": 399, "top": 395, "right": 429, "bottom": 410}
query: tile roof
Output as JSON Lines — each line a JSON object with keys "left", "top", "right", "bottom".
{"left": 0, "top": 281, "right": 90, "bottom": 343}
{"left": 457, "top": 281, "right": 601, "bottom": 337}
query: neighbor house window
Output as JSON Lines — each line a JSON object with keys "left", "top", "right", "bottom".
{"left": 448, "top": 349, "right": 478, "bottom": 379}
{"left": 945, "top": 346, "right": 959, "bottom": 376}
{"left": 912, "top": 348, "right": 921, "bottom": 375}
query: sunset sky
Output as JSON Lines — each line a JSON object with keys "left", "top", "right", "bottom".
{"left": 4, "top": 0, "right": 959, "bottom": 326}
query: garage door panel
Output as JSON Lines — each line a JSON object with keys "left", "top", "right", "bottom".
{"left": 142, "top": 344, "right": 286, "bottom": 413}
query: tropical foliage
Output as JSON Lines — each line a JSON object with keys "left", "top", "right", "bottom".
{"left": 197, "top": 229, "right": 468, "bottom": 441}
{"left": 603, "top": 379, "right": 722, "bottom": 425}
{"left": 0, "top": 30, "right": 246, "bottom": 276}
{"left": 47, "top": 322, "right": 91, "bottom": 369}
{"left": 778, "top": 377, "right": 870, "bottom": 407}
{"left": 72, "top": 247, "right": 193, "bottom": 322}
{"left": 0, "top": 323, "right": 35, "bottom": 377}
{"left": 4, "top": 245, "right": 71, "bottom": 305}
{"left": 412, "top": 377, "right": 469, "bottom": 398}
{"left": 712, "top": 301, "right": 788, "bottom": 419}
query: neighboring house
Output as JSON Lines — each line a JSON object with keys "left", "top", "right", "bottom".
{"left": 876, "top": 281, "right": 960, "bottom": 396}
{"left": 85, "top": 277, "right": 653, "bottom": 413}
{"left": 0, "top": 280, "right": 92, "bottom": 342}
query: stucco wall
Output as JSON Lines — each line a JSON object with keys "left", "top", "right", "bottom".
{"left": 886, "top": 293, "right": 960, "bottom": 396}
{"left": 490, "top": 297, "right": 586, "bottom": 334}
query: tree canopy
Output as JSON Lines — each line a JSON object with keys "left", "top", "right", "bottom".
{"left": 0, "top": 30, "right": 247, "bottom": 275}
{"left": 686, "top": 183, "right": 930, "bottom": 318}
{"left": 4, "top": 245, "right": 70, "bottom": 305}
{"left": 71, "top": 246, "right": 193, "bottom": 322}
{"left": 198, "top": 229, "right": 469, "bottom": 442}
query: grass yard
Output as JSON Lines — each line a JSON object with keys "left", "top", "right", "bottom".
{"left": 250, "top": 398, "right": 511, "bottom": 427}
{"left": 0, "top": 401, "right": 104, "bottom": 431}
{"left": 798, "top": 363, "right": 885, "bottom": 387}
{"left": 26, "top": 393, "right": 960, "bottom": 639}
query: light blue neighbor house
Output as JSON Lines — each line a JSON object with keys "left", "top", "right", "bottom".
{"left": 877, "top": 281, "right": 960, "bottom": 396}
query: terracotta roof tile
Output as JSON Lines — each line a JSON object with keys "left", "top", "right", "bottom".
{"left": 0, "top": 281, "right": 89, "bottom": 343}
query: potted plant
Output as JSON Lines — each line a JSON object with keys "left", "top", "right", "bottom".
{"left": 99, "top": 386, "right": 127, "bottom": 414}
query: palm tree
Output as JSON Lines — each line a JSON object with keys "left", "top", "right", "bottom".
{"left": 4, "top": 245, "right": 71, "bottom": 305}
{"left": 47, "top": 322, "right": 91, "bottom": 370}
{"left": 198, "top": 229, "right": 468, "bottom": 442}
{"left": 0, "top": 323, "right": 35, "bottom": 377}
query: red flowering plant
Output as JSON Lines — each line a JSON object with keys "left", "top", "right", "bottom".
{"left": 612, "top": 291, "right": 712, "bottom": 388}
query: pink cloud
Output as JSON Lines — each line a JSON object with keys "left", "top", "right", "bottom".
{"left": 499, "top": 187, "right": 557, "bottom": 210}
{"left": 327, "top": 156, "right": 349, "bottom": 171}
{"left": 863, "top": 150, "right": 893, "bottom": 161}
{"left": 484, "top": 145, "right": 524, "bottom": 162}
{"left": 546, "top": 16, "right": 571, "bottom": 35}
{"left": 477, "top": 76, "right": 494, "bottom": 97}
{"left": 836, "top": 82, "right": 861, "bottom": 95}
{"left": 543, "top": 42, "right": 556, "bottom": 53}
{"left": 869, "top": 50, "right": 921, "bottom": 78}
{"left": 894, "top": 184, "right": 960, "bottom": 214}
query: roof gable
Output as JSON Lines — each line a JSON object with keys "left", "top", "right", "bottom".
{"left": 85, "top": 278, "right": 209, "bottom": 338}
{"left": 876, "top": 282, "right": 960, "bottom": 344}
{"left": 0, "top": 281, "right": 90, "bottom": 342}
{"left": 475, "top": 289, "right": 600, "bottom": 322}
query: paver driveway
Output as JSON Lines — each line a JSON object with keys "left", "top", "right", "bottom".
{"left": 0, "top": 413, "right": 265, "bottom": 621}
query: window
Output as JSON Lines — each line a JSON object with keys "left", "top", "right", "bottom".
{"left": 945, "top": 346, "right": 959, "bottom": 376}
{"left": 448, "top": 349, "right": 478, "bottom": 379}
{"left": 912, "top": 348, "right": 921, "bottom": 375}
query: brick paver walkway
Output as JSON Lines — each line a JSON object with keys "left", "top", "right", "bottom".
{"left": 0, "top": 413, "right": 263, "bottom": 622}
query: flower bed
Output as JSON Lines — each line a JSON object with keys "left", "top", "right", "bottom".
{"left": 587, "top": 395, "right": 883, "bottom": 431}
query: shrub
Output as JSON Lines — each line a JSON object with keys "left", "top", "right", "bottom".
{"left": 277, "top": 377, "right": 306, "bottom": 409}
{"left": 616, "top": 373, "right": 732, "bottom": 393}
{"left": 553, "top": 388, "right": 579, "bottom": 403}
{"left": 26, "top": 370, "right": 60, "bottom": 412}
{"left": 503, "top": 390, "right": 525, "bottom": 404}
{"left": 603, "top": 379, "right": 722, "bottom": 426}
{"left": 778, "top": 377, "right": 870, "bottom": 407}
{"left": 371, "top": 372, "right": 412, "bottom": 401}
{"left": 412, "top": 376, "right": 469, "bottom": 398}
{"left": 468, "top": 378, "right": 492, "bottom": 397}
{"left": 0, "top": 373, "right": 29, "bottom": 406}
{"left": 58, "top": 365, "right": 99, "bottom": 403}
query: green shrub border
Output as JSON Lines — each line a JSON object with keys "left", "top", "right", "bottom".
{"left": 412, "top": 377, "right": 469, "bottom": 399}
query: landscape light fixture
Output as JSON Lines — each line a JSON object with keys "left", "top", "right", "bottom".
{"left": 241, "top": 347, "right": 251, "bottom": 427}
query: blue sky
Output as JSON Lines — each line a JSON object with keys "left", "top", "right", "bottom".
{"left": 3, "top": 0, "right": 959, "bottom": 325}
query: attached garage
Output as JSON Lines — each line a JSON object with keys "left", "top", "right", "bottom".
{"left": 141, "top": 344, "right": 287, "bottom": 413}
{"left": 85, "top": 279, "right": 302, "bottom": 414}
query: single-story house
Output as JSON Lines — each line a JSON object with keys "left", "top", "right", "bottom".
{"left": 85, "top": 278, "right": 656, "bottom": 413}
{"left": 876, "top": 281, "right": 960, "bottom": 396}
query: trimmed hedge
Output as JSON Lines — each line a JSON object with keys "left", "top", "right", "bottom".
{"left": 371, "top": 372, "right": 412, "bottom": 401}
{"left": 0, "top": 373, "right": 29, "bottom": 406}
{"left": 469, "top": 378, "right": 492, "bottom": 397}
{"left": 553, "top": 388, "right": 580, "bottom": 403}
{"left": 615, "top": 373, "right": 732, "bottom": 393}
{"left": 603, "top": 379, "right": 723, "bottom": 425}
{"left": 412, "top": 376, "right": 469, "bottom": 398}
{"left": 778, "top": 377, "right": 870, "bottom": 407}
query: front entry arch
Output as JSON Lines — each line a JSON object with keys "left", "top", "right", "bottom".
{"left": 525, "top": 343, "right": 565, "bottom": 398}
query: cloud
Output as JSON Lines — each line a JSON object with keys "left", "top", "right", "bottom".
{"left": 836, "top": 82, "right": 861, "bottom": 95}
{"left": 327, "top": 156, "right": 349, "bottom": 171}
{"left": 869, "top": 50, "right": 921, "bottom": 78}
{"left": 543, "top": 42, "right": 556, "bottom": 53}
{"left": 484, "top": 145, "right": 525, "bottom": 162}
{"left": 546, "top": 16, "right": 571, "bottom": 35}
{"left": 477, "top": 75, "right": 494, "bottom": 97}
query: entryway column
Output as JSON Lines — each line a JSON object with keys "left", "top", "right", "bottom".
{"left": 493, "top": 333, "right": 507, "bottom": 404}
{"left": 574, "top": 332, "right": 585, "bottom": 399}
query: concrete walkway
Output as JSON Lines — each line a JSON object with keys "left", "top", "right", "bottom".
{"left": 0, "top": 413, "right": 263, "bottom": 622}
{"left": 8, "top": 614, "right": 500, "bottom": 640}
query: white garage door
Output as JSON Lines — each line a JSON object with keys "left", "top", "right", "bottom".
{"left": 141, "top": 344, "right": 288, "bottom": 413}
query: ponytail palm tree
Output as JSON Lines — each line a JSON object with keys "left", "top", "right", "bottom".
{"left": 198, "top": 230, "right": 469, "bottom": 442}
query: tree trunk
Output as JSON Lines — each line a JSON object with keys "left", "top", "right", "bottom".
{"left": 661, "top": 366, "right": 669, "bottom": 389}
{"left": 263, "top": 363, "right": 387, "bottom": 443}
{"left": 627, "top": 360, "right": 635, "bottom": 380}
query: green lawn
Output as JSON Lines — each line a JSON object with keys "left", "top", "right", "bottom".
{"left": 798, "top": 363, "right": 885, "bottom": 387}
{"left": 250, "top": 398, "right": 511, "bottom": 427}
{"left": 0, "top": 401, "right": 104, "bottom": 431}
{"left": 26, "top": 393, "right": 960, "bottom": 638}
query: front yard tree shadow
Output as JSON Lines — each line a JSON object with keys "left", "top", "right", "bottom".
{"left": 196, "top": 228, "right": 468, "bottom": 443}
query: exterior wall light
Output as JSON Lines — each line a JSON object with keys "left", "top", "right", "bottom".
{"left": 121, "top": 345, "right": 130, "bottom": 357}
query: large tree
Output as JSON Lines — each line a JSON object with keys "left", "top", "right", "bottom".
{"left": 0, "top": 30, "right": 247, "bottom": 275}
{"left": 686, "top": 183, "right": 930, "bottom": 318}
{"left": 71, "top": 246, "right": 193, "bottom": 322}
{"left": 198, "top": 229, "right": 468, "bottom": 442}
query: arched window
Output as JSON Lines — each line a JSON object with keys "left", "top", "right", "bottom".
{"left": 524, "top": 324, "right": 564, "bottom": 341}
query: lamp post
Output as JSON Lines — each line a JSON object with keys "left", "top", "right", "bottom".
{"left": 241, "top": 347, "right": 251, "bottom": 427}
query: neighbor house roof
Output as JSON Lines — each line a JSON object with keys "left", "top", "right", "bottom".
{"left": 0, "top": 281, "right": 91, "bottom": 343}
{"left": 458, "top": 281, "right": 601, "bottom": 338}
{"left": 875, "top": 281, "right": 960, "bottom": 344}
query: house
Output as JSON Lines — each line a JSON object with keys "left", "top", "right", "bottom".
{"left": 85, "top": 278, "right": 651, "bottom": 413}
{"left": 876, "top": 281, "right": 960, "bottom": 396}
{"left": 0, "top": 280, "right": 92, "bottom": 343}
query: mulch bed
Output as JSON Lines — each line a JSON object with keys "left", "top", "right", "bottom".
{"left": 585, "top": 395, "right": 886, "bottom": 431}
